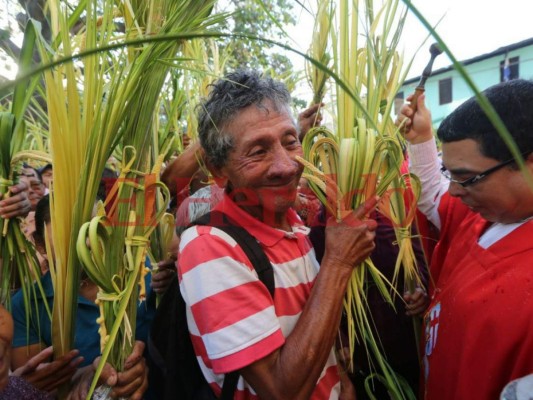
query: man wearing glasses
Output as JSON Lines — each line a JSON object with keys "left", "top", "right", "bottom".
{"left": 397, "top": 79, "right": 533, "bottom": 400}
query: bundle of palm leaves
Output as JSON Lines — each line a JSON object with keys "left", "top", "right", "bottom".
{"left": 0, "top": 21, "right": 51, "bottom": 324}
{"left": 298, "top": 0, "right": 421, "bottom": 398}
{"left": 30, "top": 0, "right": 220, "bottom": 398}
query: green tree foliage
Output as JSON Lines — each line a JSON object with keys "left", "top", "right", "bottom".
{"left": 219, "top": 0, "right": 296, "bottom": 76}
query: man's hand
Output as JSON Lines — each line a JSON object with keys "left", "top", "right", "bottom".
{"left": 323, "top": 197, "right": 379, "bottom": 271}
{"left": 69, "top": 341, "right": 148, "bottom": 400}
{"left": 151, "top": 257, "right": 177, "bottom": 295}
{"left": 298, "top": 103, "right": 324, "bottom": 141}
{"left": 160, "top": 141, "right": 203, "bottom": 199}
{"left": 0, "top": 182, "right": 31, "bottom": 219}
{"left": 338, "top": 361, "right": 356, "bottom": 400}
{"left": 403, "top": 287, "right": 430, "bottom": 317}
{"left": 12, "top": 346, "right": 83, "bottom": 393}
{"left": 395, "top": 93, "right": 434, "bottom": 144}
{"left": 110, "top": 341, "right": 148, "bottom": 400}
{"left": 67, "top": 364, "right": 99, "bottom": 400}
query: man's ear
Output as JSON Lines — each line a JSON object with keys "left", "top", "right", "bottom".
{"left": 206, "top": 160, "right": 228, "bottom": 188}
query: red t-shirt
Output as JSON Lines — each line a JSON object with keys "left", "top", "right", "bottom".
{"left": 178, "top": 194, "right": 341, "bottom": 399}
{"left": 423, "top": 193, "right": 533, "bottom": 399}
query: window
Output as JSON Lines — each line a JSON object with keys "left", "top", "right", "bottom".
{"left": 394, "top": 91, "right": 404, "bottom": 115}
{"left": 439, "top": 78, "right": 452, "bottom": 105}
{"left": 500, "top": 56, "right": 519, "bottom": 82}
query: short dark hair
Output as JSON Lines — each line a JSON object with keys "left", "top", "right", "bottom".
{"left": 97, "top": 167, "right": 118, "bottom": 202}
{"left": 197, "top": 69, "right": 292, "bottom": 169}
{"left": 39, "top": 163, "right": 53, "bottom": 175}
{"left": 437, "top": 79, "right": 533, "bottom": 162}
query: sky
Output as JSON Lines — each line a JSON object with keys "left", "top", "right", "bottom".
{"left": 286, "top": 0, "right": 533, "bottom": 99}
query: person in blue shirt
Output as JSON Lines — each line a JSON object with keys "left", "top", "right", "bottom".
{"left": 11, "top": 194, "right": 155, "bottom": 399}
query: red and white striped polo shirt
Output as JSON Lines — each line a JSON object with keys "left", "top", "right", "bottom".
{"left": 178, "top": 194, "right": 341, "bottom": 399}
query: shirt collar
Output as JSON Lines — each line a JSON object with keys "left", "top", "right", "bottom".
{"left": 213, "top": 193, "right": 309, "bottom": 247}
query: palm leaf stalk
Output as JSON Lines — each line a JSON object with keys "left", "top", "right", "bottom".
{"left": 148, "top": 121, "right": 177, "bottom": 294}
{"left": 69, "top": 0, "right": 219, "bottom": 396}
{"left": 149, "top": 36, "right": 228, "bottom": 267}
{"left": 157, "top": 70, "right": 188, "bottom": 156}
{"left": 148, "top": 71, "right": 189, "bottom": 272}
{"left": 110, "top": 0, "right": 220, "bottom": 268}
{"left": 299, "top": 0, "right": 420, "bottom": 398}
{"left": 306, "top": 0, "right": 334, "bottom": 105}
{"left": 366, "top": 0, "right": 426, "bottom": 329}
{"left": 369, "top": 15, "right": 426, "bottom": 354}
{"left": 77, "top": 147, "right": 171, "bottom": 398}
{"left": 378, "top": 172, "right": 424, "bottom": 356}
{"left": 36, "top": 0, "right": 221, "bottom": 382}
{"left": 0, "top": 20, "right": 51, "bottom": 322}
{"left": 148, "top": 138, "right": 177, "bottom": 266}
{"left": 0, "top": 114, "right": 51, "bottom": 315}
{"left": 182, "top": 38, "right": 229, "bottom": 142}
{"left": 37, "top": 0, "right": 127, "bottom": 374}
{"left": 298, "top": 125, "right": 406, "bottom": 398}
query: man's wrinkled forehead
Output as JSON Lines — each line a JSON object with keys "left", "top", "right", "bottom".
{"left": 226, "top": 100, "right": 295, "bottom": 128}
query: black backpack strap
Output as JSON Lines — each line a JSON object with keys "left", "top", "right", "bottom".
{"left": 220, "top": 372, "right": 240, "bottom": 400}
{"left": 191, "top": 210, "right": 275, "bottom": 398}
{"left": 148, "top": 274, "right": 210, "bottom": 400}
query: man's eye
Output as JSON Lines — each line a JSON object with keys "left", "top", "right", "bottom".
{"left": 452, "top": 174, "right": 473, "bottom": 181}
{"left": 285, "top": 139, "right": 299, "bottom": 147}
{"left": 249, "top": 148, "right": 266, "bottom": 156}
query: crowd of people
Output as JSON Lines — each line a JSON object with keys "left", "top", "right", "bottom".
{"left": 0, "top": 70, "right": 532, "bottom": 399}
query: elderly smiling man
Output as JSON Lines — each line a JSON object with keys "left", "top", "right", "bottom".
{"left": 177, "top": 70, "right": 378, "bottom": 399}
{"left": 397, "top": 79, "right": 533, "bottom": 400}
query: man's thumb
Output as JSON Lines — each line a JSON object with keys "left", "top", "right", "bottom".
{"left": 417, "top": 93, "right": 427, "bottom": 112}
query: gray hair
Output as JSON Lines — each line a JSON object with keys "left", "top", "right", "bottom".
{"left": 197, "top": 69, "right": 292, "bottom": 169}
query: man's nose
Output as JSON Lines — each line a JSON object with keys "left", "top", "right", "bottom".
{"left": 448, "top": 181, "right": 468, "bottom": 198}
{"left": 267, "top": 145, "right": 299, "bottom": 178}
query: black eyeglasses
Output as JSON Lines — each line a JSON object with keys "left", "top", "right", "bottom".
{"left": 440, "top": 151, "right": 530, "bottom": 188}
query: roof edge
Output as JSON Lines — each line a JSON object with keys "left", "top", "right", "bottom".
{"left": 403, "top": 36, "right": 533, "bottom": 85}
